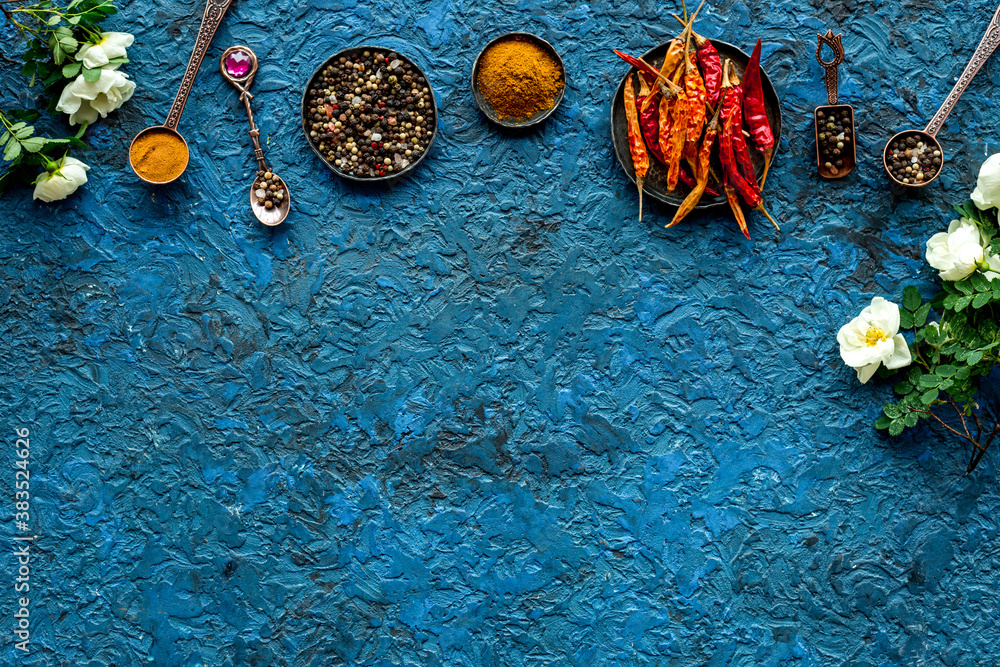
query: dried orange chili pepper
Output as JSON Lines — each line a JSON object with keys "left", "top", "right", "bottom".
{"left": 663, "top": 84, "right": 688, "bottom": 191}
{"left": 641, "top": 38, "right": 686, "bottom": 112}
{"left": 680, "top": 23, "right": 707, "bottom": 161}
{"left": 666, "top": 101, "right": 722, "bottom": 228}
{"left": 623, "top": 73, "right": 649, "bottom": 221}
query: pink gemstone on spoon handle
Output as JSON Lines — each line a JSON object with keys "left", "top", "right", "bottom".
{"left": 225, "top": 50, "right": 251, "bottom": 78}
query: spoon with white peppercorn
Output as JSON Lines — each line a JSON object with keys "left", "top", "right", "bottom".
{"left": 219, "top": 45, "right": 290, "bottom": 225}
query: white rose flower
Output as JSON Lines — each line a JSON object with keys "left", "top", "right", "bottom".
{"left": 925, "top": 218, "right": 987, "bottom": 281}
{"left": 837, "top": 297, "right": 911, "bottom": 384}
{"left": 56, "top": 69, "right": 136, "bottom": 126}
{"left": 75, "top": 32, "right": 134, "bottom": 70}
{"left": 971, "top": 153, "right": 1000, "bottom": 211}
{"left": 32, "top": 156, "right": 90, "bottom": 202}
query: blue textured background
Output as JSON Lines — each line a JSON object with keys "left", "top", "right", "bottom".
{"left": 3, "top": 0, "right": 1000, "bottom": 664}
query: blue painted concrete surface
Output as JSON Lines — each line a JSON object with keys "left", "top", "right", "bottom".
{"left": 3, "top": 0, "right": 1000, "bottom": 665}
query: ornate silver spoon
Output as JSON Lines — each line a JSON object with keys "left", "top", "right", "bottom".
{"left": 220, "top": 46, "right": 290, "bottom": 226}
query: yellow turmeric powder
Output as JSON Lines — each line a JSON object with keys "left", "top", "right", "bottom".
{"left": 478, "top": 37, "right": 564, "bottom": 120}
{"left": 130, "top": 129, "right": 189, "bottom": 183}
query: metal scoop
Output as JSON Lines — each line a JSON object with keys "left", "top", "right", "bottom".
{"left": 814, "top": 30, "right": 855, "bottom": 179}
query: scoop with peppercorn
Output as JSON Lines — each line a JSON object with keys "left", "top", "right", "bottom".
{"left": 815, "top": 106, "right": 856, "bottom": 178}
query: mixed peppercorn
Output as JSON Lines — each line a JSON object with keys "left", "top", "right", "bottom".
{"left": 254, "top": 170, "right": 285, "bottom": 210}
{"left": 886, "top": 133, "right": 942, "bottom": 185}
{"left": 615, "top": 1, "right": 777, "bottom": 237}
{"left": 304, "top": 49, "right": 435, "bottom": 179}
{"left": 816, "top": 107, "right": 853, "bottom": 176}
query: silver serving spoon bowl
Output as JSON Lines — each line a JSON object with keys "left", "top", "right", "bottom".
{"left": 220, "top": 46, "right": 290, "bottom": 226}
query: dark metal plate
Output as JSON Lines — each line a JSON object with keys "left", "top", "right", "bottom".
{"left": 610, "top": 40, "right": 783, "bottom": 210}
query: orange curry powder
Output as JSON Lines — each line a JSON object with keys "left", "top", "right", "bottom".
{"left": 130, "top": 129, "right": 189, "bottom": 183}
{"left": 478, "top": 37, "right": 563, "bottom": 120}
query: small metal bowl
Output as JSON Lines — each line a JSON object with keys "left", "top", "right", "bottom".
{"left": 471, "top": 32, "right": 566, "bottom": 128}
{"left": 301, "top": 45, "right": 438, "bottom": 183}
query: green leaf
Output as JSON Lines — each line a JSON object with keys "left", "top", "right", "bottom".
{"left": 955, "top": 366, "right": 971, "bottom": 380}
{"left": 956, "top": 280, "right": 973, "bottom": 295}
{"left": 894, "top": 381, "right": 914, "bottom": 396}
{"left": 875, "top": 416, "right": 893, "bottom": 430}
{"left": 944, "top": 294, "right": 959, "bottom": 310}
{"left": 902, "top": 286, "right": 921, "bottom": 311}
{"left": 914, "top": 303, "right": 931, "bottom": 327}
{"left": 900, "top": 310, "right": 914, "bottom": 330}
{"left": 62, "top": 62, "right": 82, "bottom": 78}
{"left": 936, "top": 364, "right": 957, "bottom": 377}
{"left": 47, "top": 14, "right": 61, "bottom": 25}
{"left": 19, "top": 137, "right": 46, "bottom": 153}
{"left": 68, "top": 15, "right": 81, "bottom": 24}
{"left": 921, "top": 388, "right": 939, "bottom": 405}
{"left": 971, "top": 272, "right": 991, "bottom": 292}
{"left": 973, "top": 292, "right": 992, "bottom": 309}
{"left": 82, "top": 67, "right": 101, "bottom": 83}
{"left": 956, "top": 295, "right": 973, "bottom": 311}
{"left": 884, "top": 403, "right": 902, "bottom": 419}
{"left": 904, "top": 412, "right": 919, "bottom": 427}
{"left": 919, "top": 374, "right": 940, "bottom": 387}
{"left": 889, "top": 420, "right": 905, "bottom": 437}
{"left": 3, "top": 141, "right": 22, "bottom": 162}
{"left": 967, "top": 350, "right": 984, "bottom": 365}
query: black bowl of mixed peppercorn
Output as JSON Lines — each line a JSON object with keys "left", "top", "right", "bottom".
{"left": 301, "top": 46, "right": 437, "bottom": 182}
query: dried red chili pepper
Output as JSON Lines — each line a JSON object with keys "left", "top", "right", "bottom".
{"left": 637, "top": 74, "right": 664, "bottom": 164}
{"left": 743, "top": 39, "right": 775, "bottom": 184}
{"left": 667, "top": 102, "right": 722, "bottom": 228}
{"left": 614, "top": 50, "right": 660, "bottom": 81}
{"left": 724, "top": 62, "right": 760, "bottom": 193}
{"left": 718, "top": 62, "right": 778, "bottom": 234}
{"left": 679, "top": 165, "right": 719, "bottom": 197}
{"left": 623, "top": 73, "right": 650, "bottom": 221}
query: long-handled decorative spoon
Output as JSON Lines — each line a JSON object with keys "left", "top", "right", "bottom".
{"left": 883, "top": 3, "right": 1000, "bottom": 188}
{"left": 220, "top": 46, "right": 290, "bottom": 226}
{"left": 128, "top": 0, "right": 235, "bottom": 184}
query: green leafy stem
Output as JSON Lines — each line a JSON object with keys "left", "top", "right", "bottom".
{"left": 876, "top": 202, "right": 1000, "bottom": 473}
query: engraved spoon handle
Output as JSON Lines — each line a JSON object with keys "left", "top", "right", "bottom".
{"left": 238, "top": 89, "right": 269, "bottom": 173}
{"left": 925, "top": 3, "right": 1000, "bottom": 137}
{"left": 816, "top": 30, "right": 845, "bottom": 106}
{"left": 164, "top": 0, "right": 236, "bottom": 130}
